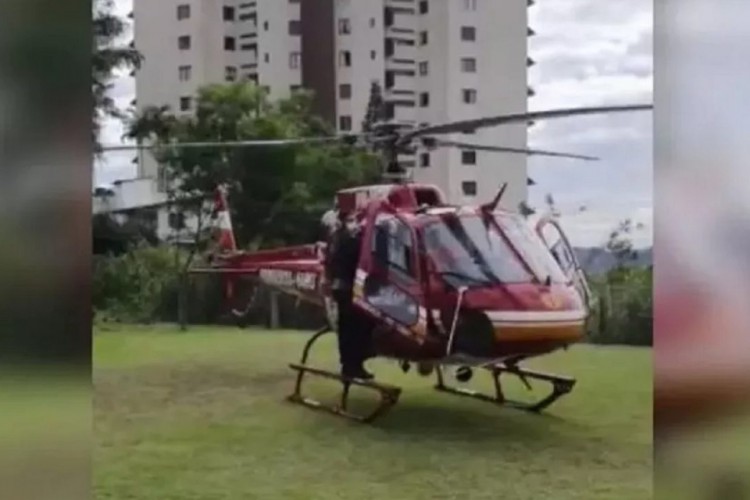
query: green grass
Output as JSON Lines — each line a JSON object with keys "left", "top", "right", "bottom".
{"left": 94, "top": 324, "right": 652, "bottom": 500}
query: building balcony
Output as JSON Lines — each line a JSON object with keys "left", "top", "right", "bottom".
{"left": 385, "top": 88, "right": 416, "bottom": 100}
{"left": 93, "top": 177, "right": 168, "bottom": 215}
{"left": 386, "top": 56, "right": 416, "bottom": 72}
{"left": 386, "top": 26, "right": 416, "bottom": 42}
{"left": 385, "top": 0, "right": 416, "bottom": 9}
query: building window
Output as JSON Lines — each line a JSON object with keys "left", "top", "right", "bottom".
{"left": 178, "top": 35, "right": 191, "bottom": 50}
{"left": 371, "top": 50, "right": 377, "bottom": 60}
{"left": 461, "top": 150, "right": 477, "bottom": 165}
{"left": 339, "top": 84, "right": 352, "bottom": 100}
{"left": 419, "top": 61, "right": 428, "bottom": 76}
{"left": 462, "top": 181, "right": 477, "bottom": 196}
{"left": 169, "top": 212, "right": 186, "bottom": 230}
{"left": 339, "top": 115, "right": 352, "bottom": 131}
{"left": 338, "top": 18, "right": 351, "bottom": 35}
{"left": 225, "top": 66, "right": 237, "bottom": 81}
{"left": 180, "top": 96, "right": 192, "bottom": 111}
{"left": 420, "top": 92, "right": 429, "bottom": 107}
{"left": 262, "top": 52, "right": 269, "bottom": 63}
{"left": 420, "top": 152, "right": 430, "bottom": 168}
{"left": 385, "top": 39, "right": 395, "bottom": 57}
{"left": 264, "top": 21, "right": 269, "bottom": 31}
{"left": 461, "top": 26, "right": 476, "bottom": 41}
{"left": 463, "top": 0, "right": 477, "bottom": 11}
{"left": 290, "top": 84, "right": 302, "bottom": 93}
{"left": 370, "top": 17, "right": 376, "bottom": 27}
{"left": 178, "top": 65, "right": 191, "bottom": 82}
{"left": 339, "top": 50, "right": 351, "bottom": 67}
{"left": 288, "top": 20, "right": 301, "bottom": 35}
{"left": 419, "top": 1, "right": 428, "bottom": 14}
{"left": 223, "top": 6, "right": 235, "bottom": 21}
{"left": 289, "top": 52, "right": 301, "bottom": 69}
{"left": 419, "top": 31, "right": 428, "bottom": 45}
{"left": 224, "top": 37, "right": 236, "bottom": 51}
{"left": 462, "top": 88, "right": 477, "bottom": 104}
{"left": 177, "top": 4, "right": 190, "bottom": 20}
{"left": 461, "top": 57, "right": 476, "bottom": 73}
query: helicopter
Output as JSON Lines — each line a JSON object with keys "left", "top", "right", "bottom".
{"left": 103, "top": 103, "right": 653, "bottom": 423}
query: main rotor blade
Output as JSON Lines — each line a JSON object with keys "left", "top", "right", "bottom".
{"left": 434, "top": 139, "right": 599, "bottom": 161}
{"left": 400, "top": 104, "right": 653, "bottom": 144}
{"left": 100, "top": 135, "right": 361, "bottom": 152}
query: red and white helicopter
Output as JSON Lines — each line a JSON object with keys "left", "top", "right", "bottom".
{"left": 106, "top": 103, "right": 653, "bottom": 422}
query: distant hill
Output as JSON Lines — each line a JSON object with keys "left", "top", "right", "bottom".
{"left": 573, "top": 247, "right": 653, "bottom": 275}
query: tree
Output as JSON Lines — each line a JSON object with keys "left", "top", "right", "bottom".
{"left": 126, "top": 83, "right": 381, "bottom": 328}
{"left": 93, "top": 0, "right": 142, "bottom": 153}
{"left": 361, "top": 80, "right": 387, "bottom": 136}
{"left": 126, "top": 82, "right": 380, "bottom": 249}
{"left": 606, "top": 219, "right": 640, "bottom": 270}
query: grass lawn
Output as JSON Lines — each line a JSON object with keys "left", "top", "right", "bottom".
{"left": 94, "top": 324, "right": 652, "bottom": 500}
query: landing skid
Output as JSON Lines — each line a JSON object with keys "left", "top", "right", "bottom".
{"left": 286, "top": 328, "right": 575, "bottom": 423}
{"left": 434, "top": 363, "right": 576, "bottom": 414}
{"left": 286, "top": 327, "right": 402, "bottom": 423}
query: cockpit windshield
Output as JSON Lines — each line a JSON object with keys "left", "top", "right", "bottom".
{"left": 493, "top": 212, "right": 569, "bottom": 284}
{"left": 422, "top": 212, "right": 569, "bottom": 288}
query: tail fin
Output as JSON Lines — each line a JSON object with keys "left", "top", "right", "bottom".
{"left": 212, "top": 185, "right": 237, "bottom": 253}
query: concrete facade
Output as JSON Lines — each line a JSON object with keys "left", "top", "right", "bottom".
{"left": 125, "top": 0, "right": 531, "bottom": 232}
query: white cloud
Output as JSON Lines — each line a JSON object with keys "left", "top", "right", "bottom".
{"left": 527, "top": 0, "right": 653, "bottom": 248}
{"left": 551, "top": 205, "right": 653, "bottom": 249}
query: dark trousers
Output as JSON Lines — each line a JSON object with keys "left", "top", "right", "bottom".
{"left": 332, "top": 289, "right": 368, "bottom": 370}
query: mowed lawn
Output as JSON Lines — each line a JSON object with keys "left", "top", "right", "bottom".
{"left": 94, "top": 324, "right": 652, "bottom": 500}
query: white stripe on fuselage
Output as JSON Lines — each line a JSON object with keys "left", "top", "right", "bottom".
{"left": 486, "top": 310, "right": 586, "bottom": 323}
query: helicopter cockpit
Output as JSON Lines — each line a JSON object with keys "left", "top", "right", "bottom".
{"left": 422, "top": 211, "right": 570, "bottom": 289}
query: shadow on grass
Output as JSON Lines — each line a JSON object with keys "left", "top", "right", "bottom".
{"left": 373, "top": 400, "right": 586, "bottom": 447}
{"left": 283, "top": 383, "right": 593, "bottom": 453}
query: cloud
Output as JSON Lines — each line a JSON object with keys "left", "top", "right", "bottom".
{"left": 543, "top": 205, "right": 653, "bottom": 249}
{"left": 527, "top": 0, "right": 653, "bottom": 248}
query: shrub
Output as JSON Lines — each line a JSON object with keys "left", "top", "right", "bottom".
{"left": 586, "top": 267, "right": 652, "bottom": 346}
{"left": 93, "top": 244, "right": 181, "bottom": 323}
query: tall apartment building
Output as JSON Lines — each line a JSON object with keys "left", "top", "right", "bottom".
{"left": 132, "top": 0, "right": 531, "bottom": 206}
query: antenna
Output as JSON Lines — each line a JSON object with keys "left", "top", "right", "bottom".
{"left": 481, "top": 183, "right": 508, "bottom": 212}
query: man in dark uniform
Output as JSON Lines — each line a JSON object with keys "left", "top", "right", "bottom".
{"left": 325, "top": 210, "right": 373, "bottom": 380}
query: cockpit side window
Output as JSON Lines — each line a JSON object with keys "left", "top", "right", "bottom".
{"left": 372, "top": 214, "right": 416, "bottom": 279}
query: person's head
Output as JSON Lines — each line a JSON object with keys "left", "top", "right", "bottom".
{"left": 338, "top": 210, "right": 359, "bottom": 233}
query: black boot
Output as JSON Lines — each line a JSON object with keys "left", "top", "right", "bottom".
{"left": 342, "top": 364, "right": 374, "bottom": 380}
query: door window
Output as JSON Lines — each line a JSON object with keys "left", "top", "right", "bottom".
{"left": 371, "top": 214, "right": 416, "bottom": 279}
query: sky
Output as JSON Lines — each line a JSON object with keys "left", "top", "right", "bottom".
{"left": 95, "top": 0, "right": 653, "bottom": 249}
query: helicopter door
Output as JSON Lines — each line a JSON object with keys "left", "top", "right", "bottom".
{"left": 357, "top": 207, "right": 425, "bottom": 336}
{"left": 535, "top": 216, "right": 593, "bottom": 312}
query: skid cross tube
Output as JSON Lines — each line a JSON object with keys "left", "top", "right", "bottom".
{"left": 434, "top": 363, "right": 576, "bottom": 414}
{"left": 286, "top": 326, "right": 402, "bottom": 423}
